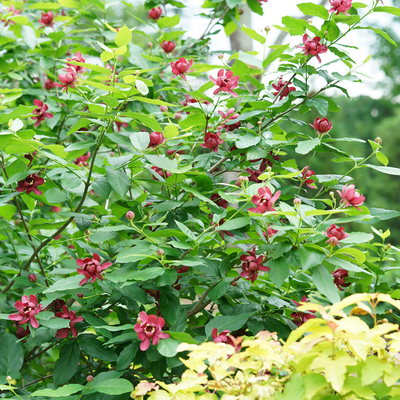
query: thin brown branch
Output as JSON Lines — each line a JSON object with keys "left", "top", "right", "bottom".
{"left": 24, "top": 374, "right": 53, "bottom": 388}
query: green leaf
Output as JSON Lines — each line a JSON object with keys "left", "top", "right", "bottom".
{"left": 374, "top": 6, "right": 400, "bottom": 16}
{"left": 157, "top": 15, "right": 180, "bottom": 29}
{"left": 0, "top": 204, "right": 16, "bottom": 221}
{"left": 297, "top": 2, "right": 329, "bottom": 19}
{"left": 31, "top": 384, "right": 84, "bottom": 397}
{"left": 121, "top": 112, "right": 162, "bottom": 131}
{"left": 333, "top": 247, "right": 366, "bottom": 264}
{"left": 276, "top": 373, "right": 305, "bottom": 400}
{"left": 159, "top": 292, "right": 182, "bottom": 325}
{"left": 0, "top": 105, "right": 34, "bottom": 125}
{"left": 306, "top": 98, "right": 329, "bottom": 116}
{"left": 106, "top": 169, "right": 131, "bottom": 196}
{"left": 157, "top": 337, "right": 181, "bottom": 358}
{"left": 145, "top": 154, "right": 178, "bottom": 172}
{"left": 53, "top": 340, "right": 79, "bottom": 385}
{"left": 0, "top": 333, "right": 24, "bottom": 376}
{"left": 167, "top": 332, "right": 197, "bottom": 344}
{"left": 295, "top": 138, "right": 320, "bottom": 155}
{"left": 364, "top": 164, "right": 400, "bottom": 176}
{"left": 355, "top": 26, "right": 396, "bottom": 47}
{"left": 313, "top": 265, "right": 340, "bottom": 303}
{"left": 130, "top": 131, "right": 150, "bottom": 151}
{"left": 281, "top": 16, "right": 307, "bottom": 35}
{"left": 136, "top": 79, "right": 149, "bottom": 95}
{"left": 43, "top": 275, "right": 82, "bottom": 293}
{"left": 40, "top": 318, "right": 70, "bottom": 330}
{"left": 114, "top": 246, "right": 154, "bottom": 264}
{"left": 208, "top": 281, "right": 230, "bottom": 301}
{"left": 269, "top": 257, "right": 290, "bottom": 288}
{"left": 132, "top": 96, "right": 175, "bottom": 107}
{"left": 67, "top": 118, "right": 91, "bottom": 135}
{"left": 340, "top": 232, "right": 373, "bottom": 244}
{"left": 92, "top": 177, "right": 112, "bottom": 198}
{"left": 242, "top": 25, "right": 265, "bottom": 44}
{"left": 376, "top": 152, "right": 389, "bottom": 166}
{"left": 57, "top": 0, "right": 80, "bottom": 7}
{"left": 117, "top": 343, "right": 139, "bottom": 371}
{"left": 79, "top": 335, "right": 118, "bottom": 361}
{"left": 205, "top": 313, "right": 254, "bottom": 337}
{"left": 45, "top": 188, "right": 67, "bottom": 204}
{"left": 164, "top": 124, "right": 179, "bottom": 138}
{"left": 216, "top": 217, "right": 250, "bottom": 231}
{"left": 115, "top": 25, "right": 132, "bottom": 47}
{"left": 247, "top": 0, "right": 263, "bottom": 15}
{"left": 90, "top": 378, "right": 133, "bottom": 395}
{"left": 263, "top": 44, "right": 289, "bottom": 68}
{"left": 299, "top": 244, "right": 326, "bottom": 271}
{"left": 120, "top": 284, "right": 149, "bottom": 304}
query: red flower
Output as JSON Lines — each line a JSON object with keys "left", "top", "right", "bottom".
{"left": 17, "top": 174, "right": 45, "bottom": 195}
{"left": 151, "top": 166, "right": 172, "bottom": 181}
{"left": 55, "top": 306, "right": 84, "bottom": 338}
{"left": 297, "top": 34, "right": 328, "bottom": 63}
{"left": 215, "top": 218, "right": 234, "bottom": 241}
{"left": 31, "top": 99, "right": 54, "bottom": 128}
{"left": 54, "top": 68, "right": 78, "bottom": 93}
{"left": 24, "top": 151, "right": 37, "bottom": 167}
{"left": 337, "top": 184, "right": 365, "bottom": 210}
{"left": 1, "top": 5, "right": 22, "bottom": 26}
{"left": 66, "top": 51, "right": 86, "bottom": 74}
{"left": 134, "top": 311, "right": 170, "bottom": 351}
{"left": 212, "top": 328, "right": 230, "bottom": 343}
{"left": 210, "top": 194, "right": 228, "bottom": 209}
{"left": 262, "top": 226, "right": 278, "bottom": 241}
{"left": 227, "top": 335, "right": 242, "bottom": 353}
{"left": 15, "top": 324, "right": 30, "bottom": 340}
{"left": 115, "top": 121, "right": 128, "bottom": 132}
{"left": 248, "top": 187, "right": 281, "bottom": 214}
{"left": 149, "top": 132, "right": 165, "bottom": 148}
{"left": 246, "top": 159, "right": 269, "bottom": 183}
{"left": 148, "top": 7, "right": 162, "bottom": 20}
{"left": 328, "top": 0, "right": 352, "bottom": 15}
{"left": 272, "top": 77, "right": 296, "bottom": 100}
{"left": 74, "top": 152, "right": 90, "bottom": 166}
{"left": 300, "top": 167, "right": 316, "bottom": 189}
{"left": 171, "top": 58, "right": 194, "bottom": 81}
{"left": 217, "top": 108, "right": 241, "bottom": 132}
{"left": 51, "top": 206, "right": 61, "bottom": 212}
{"left": 323, "top": 224, "right": 349, "bottom": 242}
{"left": 291, "top": 296, "right": 316, "bottom": 326}
{"left": 76, "top": 253, "right": 112, "bottom": 286}
{"left": 210, "top": 69, "right": 239, "bottom": 98}
{"left": 161, "top": 41, "right": 176, "bottom": 53}
{"left": 38, "top": 11, "right": 54, "bottom": 28}
{"left": 332, "top": 269, "right": 351, "bottom": 291}
{"left": 240, "top": 249, "right": 270, "bottom": 283}
{"left": 44, "top": 78, "right": 55, "bottom": 90}
{"left": 309, "top": 117, "right": 332, "bottom": 135}
{"left": 176, "top": 265, "right": 189, "bottom": 274}
{"left": 200, "top": 131, "right": 223, "bottom": 153}
{"left": 9, "top": 294, "right": 43, "bottom": 329}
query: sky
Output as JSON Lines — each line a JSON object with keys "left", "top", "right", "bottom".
{"left": 178, "top": 0, "right": 395, "bottom": 99}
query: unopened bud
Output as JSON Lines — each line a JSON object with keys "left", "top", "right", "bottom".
{"left": 157, "top": 249, "right": 164, "bottom": 256}
{"left": 87, "top": 375, "right": 94, "bottom": 383}
{"left": 236, "top": 175, "right": 247, "bottom": 186}
{"left": 327, "top": 236, "right": 339, "bottom": 247}
{"left": 218, "top": 53, "right": 224, "bottom": 60}
{"left": 160, "top": 105, "right": 168, "bottom": 113}
{"left": 135, "top": 70, "right": 140, "bottom": 76}
{"left": 147, "top": 42, "right": 153, "bottom": 48}
{"left": 208, "top": 214, "right": 213, "bottom": 220}
{"left": 324, "top": 30, "right": 328, "bottom": 36}
{"left": 307, "top": 18, "right": 312, "bottom": 24}
{"left": 329, "top": 191, "right": 335, "bottom": 198}
{"left": 264, "top": 25, "right": 271, "bottom": 32}
{"left": 258, "top": 121, "right": 262, "bottom": 125}
{"left": 232, "top": 281, "right": 237, "bottom": 287}
{"left": 389, "top": 309, "right": 393, "bottom": 314}
{"left": 237, "top": 7, "right": 244, "bottom": 14}
{"left": 0, "top": 94, "right": 5, "bottom": 99}
{"left": 267, "top": 166, "right": 272, "bottom": 172}
{"left": 6, "top": 376, "right": 12, "bottom": 382}
{"left": 175, "top": 112, "right": 182, "bottom": 121}
{"left": 28, "top": 274, "right": 37, "bottom": 283}
{"left": 110, "top": 151, "right": 115, "bottom": 157}
{"left": 126, "top": 211, "right": 135, "bottom": 221}
{"left": 374, "top": 137, "right": 382, "bottom": 145}
{"left": 77, "top": 293, "right": 84, "bottom": 299}
{"left": 294, "top": 198, "right": 302, "bottom": 207}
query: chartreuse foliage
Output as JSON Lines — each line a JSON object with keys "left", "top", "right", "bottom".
{"left": 133, "top": 294, "right": 400, "bottom": 400}
{"left": 0, "top": 0, "right": 399, "bottom": 398}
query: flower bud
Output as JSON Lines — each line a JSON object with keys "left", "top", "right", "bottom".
{"left": 135, "top": 70, "right": 140, "bottom": 76}
{"left": 329, "top": 191, "right": 335, "bottom": 198}
{"left": 160, "top": 105, "right": 168, "bottom": 113}
{"left": 327, "top": 236, "right": 339, "bottom": 247}
{"left": 293, "top": 198, "right": 302, "bottom": 207}
{"left": 264, "top": 25, "right": 271, "bottom": 31}
{"left": 28, "top": 274, "right": 37, "bottom": 283}
{"left": 236, "top": 175, "right": 247, "bottom": 186}
{"left": 324, "top": 30, "right": 328, "bottom": 36}
{"left": 77, "top": 293, "right": 84, "bottom": 298}
{"left": 147, "top": 42, "right": 153, "bottom": 48}
{"left": 237, "top": 7, "right": 244, "bottom": 14}
{"left": 208, "top": 213, "right": 213, "bottom": 220}
{"left": 87, "top": 375, "right": 94, "bottom": 383}
{"left": 258, "top": 121, "right": 262, "bottom": 125}
{"left": 126, "top": 211, "right": 135, "bottom": 221}
{"left": 307, "top": 18, "right": 312, "bottom": 24}
{"left": 175, "top": 112, "right": 182, "bottom": 121}
{"left": 157, "top": 249, "right": 164, "bottom": 256}
{"left": 232, "top": 282, "right": 237, "bottom": 287}
{"left": 218, "top": 53, "right": 224, "bottom": 60}
{"left": 6, "top": 376, "right": 12, "bottom": 382}
{"left": 0, "top": 94, "right": 5, "bottom": 99}
{"left": 374, "top": 137, "right": 382, "bottom": 145}
{"left": 110, "top": 151, "right": 115, "bottom": 157}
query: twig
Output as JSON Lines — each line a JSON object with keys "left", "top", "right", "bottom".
{"left": 207, "top": 156, "right": 228, "bottom": 174}
{"left": 24, "top": 374, "right": 53, "bottom": 388}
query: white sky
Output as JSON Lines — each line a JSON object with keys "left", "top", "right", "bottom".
{"left": 179, "top": 0, "right": 395, "bottom": 98}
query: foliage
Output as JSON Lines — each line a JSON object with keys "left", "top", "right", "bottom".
{"left": 0, "top": 0, "right": 400, "bottom": 398}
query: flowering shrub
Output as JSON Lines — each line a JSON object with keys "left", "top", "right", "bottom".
{"left": 0, "top": 0, "right": 400, "bottom": 398}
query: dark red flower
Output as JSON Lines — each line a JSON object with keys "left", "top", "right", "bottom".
{"left": 328, "top": 0, "right": 352, "bottom": 15}
{"left": 66, "top": 51, "right": 86, "bottom": 74}
{"left": 28, "top": 274, "right": 37, "bottom": 283}
{"left": 51, "top": 206, "right": 61, "bottom": 212}
{"left": 171, "top": 58, "right": 194, "bottom": 81}
{"left": 240, "top": 249, "right": 270, "bottom": 283}
{"left": 212, "top": 328, "right": 230, "bottom": 343}
{"left": 55, "top": 305, "right": 84, "bottom": 338}
{"left": 31, "top": 99, "right": 53, "bottom": 128}
{"left": 54, "top": 68, "right": 78, "bottom": 93}
{"left": 248, "top": 187, "right": 281, "bottom": 214}
{"left": 263, "top": 226, "right": 278, "bottom": 241}
{"left": 217, "top": 108, "right": 241, "bottom": 132}
{"left": 291, "top": 296, "right": 316, "bottom": 326}
{"left": 297, "top": 34, "right": 328, "bottom": 63}
{"left": 148, "top": 7, "right": 162, "bottom": 20}
{"left": 151, "top": 166, "right": 172, "bottom": 181}
{"left": 2, "top": 5, "right": 22, "bottom": 26}
{"left": 74, "top": 152, "right": 90, "bottom": 166}
{"left": 272, "top": 77, "right": 296, "bottom": 100}
{"left": 300, "top": 167, "right": 316, "bottom": 189}
{"left": 134, "top": 311, "right": 170, "bottom": 351}
{"left": 246, "top": 159, "right": 269, "bottom": 183}
{"left": 149, "top": 132, "right": 165, "bottom": 148}
{"left": 337, "top": 184, "right": 365, "bottom": 210}
{"left": 216, "top": 218, "right": 234, "bottom": 241}
{"left": 24, "top": 151, "right": 37, "bottom": 167}
{"left": 210, "top": 194, "right": 228, "bottom": 209}
{"left": 309, "top": 117, "right": 332, "bottom": 134}
{"left": 16, "top": 174, "right": 44, "bottom": 195}
{"left": 44, "top": 78, "right": 55, "bottom": 90}
{"left": 9, "top": 295, "right": 43, "bottom": 329}
{"left": 115, "top": 121, "right": 128, "bottom": 132}
{"left": 210, "top": 69, "right": 239, "bottom": 98}
{"left": 200, "top": 131, "right": 223, "bottom": 153}
{"left": 161, "top": 41, "right": 176, "bottom": 53}
{"left": 176, "top": 265, "right": 189, "bottom": 274}
{"left": 332, "top": 269, "right": 351, "bottom": 291}
{"left": 76, "top": 253, "right": 112, "bottom": 286}
{"left": 38, "top": 11, "right": 54, "bottom": 28}
{"left": 15, "top": 324, "right": 30, "bottom": 340}
{"left": 323, "top": 224, "right": 349, "bottom": 242}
